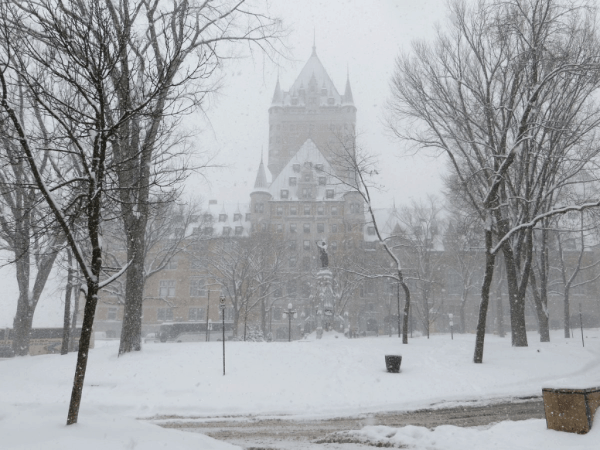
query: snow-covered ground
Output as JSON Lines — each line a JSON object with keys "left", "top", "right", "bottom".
{"left": 1, "top": 329, "right": 599, "bottom": 449}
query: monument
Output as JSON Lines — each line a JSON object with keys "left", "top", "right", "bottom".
{"left": 315, "top": 240, "right": 336, "bottom": 338}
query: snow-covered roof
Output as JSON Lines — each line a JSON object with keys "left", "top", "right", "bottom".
{"left": 188, "top": 202, "right": 251, "bottom": 238}
{"left": 267, "top": 139, "right": 346, "bottom": 202}
{"left": 271, "top": 47, "right": 353, "bottom": 108}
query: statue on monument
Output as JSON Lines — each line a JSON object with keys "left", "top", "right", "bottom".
{"left": 316, "top": 239, "right": 328, "bottom": 268}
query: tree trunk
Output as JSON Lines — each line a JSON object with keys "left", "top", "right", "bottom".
{"left": 69, "top": 282, "right": 81, "bottom": 352}
{"left": 564, "top": 287, "right": 571, "bottom": 338}
{"left": 502, "top": 243, "right": 528, "bottom": 347}
{"left": 61, "top": 250, "right": 74, "bottom": 355}
{"left": 459, "top": 291, "right": 467, "bottom": 333}
{"left": 66, "top": 280, "right": 99, "bottom": 425}
{"left": 400, "top": 276, "right": 410, "bottom": 344}
{"left": 529, "top": 271, "right": 550, "bottom": 342}
{"left": 118, "top": 232, "right": 146, "bottom": 355}
{"left": 474, "top": 228, "right": 495, "bottom": 364}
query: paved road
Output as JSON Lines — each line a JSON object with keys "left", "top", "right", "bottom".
{"left": 156, "top": 396, "right": 545, "bottom": 449}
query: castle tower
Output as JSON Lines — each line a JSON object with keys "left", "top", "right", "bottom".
{"left": 268, "top": 47, "right": 356, "bottom": 179}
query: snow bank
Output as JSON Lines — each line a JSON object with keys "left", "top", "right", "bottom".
{"left": 0, "top": 329, "right": 599, "bottom": 449}
{"left": 341, "top": 419, "right": 600, "bottom": 449}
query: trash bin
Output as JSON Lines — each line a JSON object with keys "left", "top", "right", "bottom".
{"left": 542, "top": 387, "right": 600, "bottom": 434}
{"left": 385, "top": 355, "right": 402, "bottom": 373}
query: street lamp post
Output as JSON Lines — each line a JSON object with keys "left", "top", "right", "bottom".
{"left": 282, "top": 303, "right": 297, "bottom": 342}
{"left": 449, "top": 313, "right": 454, "bottom": 340}
{"left": 344, "top": 311, "right": 349, "bottom": 337}
{"left": 219, "top": 295, "right": 226, "bottom": 375}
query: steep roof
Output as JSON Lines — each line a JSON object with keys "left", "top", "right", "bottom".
{"left": 272, "top": 47, "right": 349, "bottom": 107}
{"left": 252, "top": 157, "right": 269, "bottom": 193}
{"left": 268, "top": 139, "right": 347, "bottom": 201}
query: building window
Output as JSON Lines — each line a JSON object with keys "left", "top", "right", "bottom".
{"left": 326, "top": 189, "right": 334, "bottom": 199}
{"left": 276, "top": 223, "right": 283, "bottom": 233}
{"left": 293, "top": 164, "right": 301, "bottom": 173}
{"left": 304, "top": 161, "right": 312, "bottom": 169}
{"left": 219, "top": 307, "right": 234, "bottom": 321}
{"left": 290, "top": 223, "right": 297, "bottom": 233}
{"left": 330, "top": 241, "right": 337, "bottom": 251}
{"left": 331, "top": 206, "right": 338, "bottom": 216}
{"left": 318, "top": 177, "right": 326, "bottom": 186}
{"left": 203, "top": 227, "right": 213, "bottom": 236}
{"left": 280, "top": 190, "right": 289, "bottom": 199}
{"left": 222, "top": 226, "right": 231, "bottom": 236}
{"left": 331, "top": 224, "right": 338, "bottom": 233}
{"left": 367, "top": 226, "right": 376, "bottom": 235}
{"left": 159, "top": 280, "right": 176, "bottom": 298}
{"left": 203, "top": 213, "right": 213, "bottom": 222}
{"left": 350, "top": 202, "right": 361, "bottom": 213}
{"left": 234, "top": 226, "right": 244, "bottom": 235}
{"left": 289, "top": 256, "right": 297, "bottom": 268}
{"left": 290, "top": 206, "right": 297, "bottom": 215}
{"left": 315, "top": 164, "right": 324, "bottom": 172}
{"left": 304, "top": 173, "right": 312, "bottom": 182}
{"left": 107, "top": 307, "right": 117, "bottom": 321}
{"left": 166, "top": 258, "right": 178, "bottom": 270}
{"left": 302, "top": 188, "right": 311, "bottom": 199}
{"left": 255, "top": 203, "right": 264, "bottom": 213}
{"left": 234, "top": 213, "right": 242, "bottom": 221}
{"left": 304, "top": 206, "right": 311, "bottom": 215}
{"left": 317, "top": 223, "right": 325, "bottom": 233}
{"left": 245, "top": 213, "right": 251, "bottom": 221}
{"left": 345, "top": 223, "right": 354, "bottom": 232}
{"left": 157, "top": 307, "right": 174, "bottom": 321}
{"left": 289, "top": 177, "right": 297, "bottom": 186}
{"left": 303, "top": 223, "right": 310, "bottom": 234}
{"left": 364, "top": 241, "right": 376, "bottom": 250}
{"left": 288, "top": 240, "right": 297, "bottom": 251}
{"left": 190, "top": 278, "right": 206, "bottom": 297}
{"left": 303, "top": 240, "right": 310, "bottom": 250}
{"left": 277, "top": 206, "right": 284, "bottom": 215}
{"left": 317, "top": 206, "right": 324, "bottom": 215}
{"left": 302, "top": 256, "right": 311, "bottom": 271}
{"left": 189, "top": 307, "right": 205, "bottom": 321}
{"left": 219, "top": 214, "right": 227, "bottom": 222}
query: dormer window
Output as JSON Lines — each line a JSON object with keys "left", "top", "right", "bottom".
{"left": 318, "top": 177, "right": 326, "bottom": 186}
{"left": 321, "top": 88, "right": 327, "bottom": 96}
{"left": 203, "top": 213, "right": 213, "bottom": 222}
{"left": 203, "top": 227, "right": 213, "bottom": 236}
{"left": 222, "top": 227, "right": 231, "bottom": 236}
{"left": 367, "top": 226, "right": 376, "bottom": 236}
{"left": 235, "top": 226, "right": 244, "bottom": 236}
{"left": 328, "top": 98, "right": 335, "bottom": 105}
{"left": 302, "top": 188, "right": 311, "bottom": 199}
{"left": 245, "top": 213, "right": 251, "bottom": 221}
{"left": 315, "top": 164, "right": 324, "bottom": 172}
{"left": 326, "top": 189, "right": 334, "bottom": 199}
{"left": 234, "top": 213, "right": 242, "bottom": 221}
{"left": 289, "top": 177, "right": 297, "bottom": 186}
{"left": 218, "top": 214, "right": 227, "bottom": 222}
{"left": 304, "top": 162, "right": 312, "bottom": 169}
{"left": 280, "top": 189, "right": 289, "bottom": 199}
{"left": 304, "top": 174, "right": 312, "bottom": 182}
{"left": 293, "top": 164, "right": 301, "bottom": 173}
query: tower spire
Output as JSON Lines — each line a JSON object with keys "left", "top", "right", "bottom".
{"left": 312, "top": 28, "right": 316, "bottom": 56}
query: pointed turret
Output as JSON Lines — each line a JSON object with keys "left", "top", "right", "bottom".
{"left": 252, "top": 156, "right": 269, "bottom": 192}
{"left": 271, "top": 76, "right": 283, "bottom": 105}
{"left": 343, "top": 70, "right": 354, "bottom": 105}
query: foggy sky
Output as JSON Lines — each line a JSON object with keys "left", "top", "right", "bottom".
{"left": 187, "top": 0, "right": 449, "bottom": 210}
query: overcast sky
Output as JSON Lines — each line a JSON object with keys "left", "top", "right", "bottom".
{"left": 187, "top": 0, "right": 450, "bottom": 210}
{"left": 0, "top": 1, "right": 453, "bottom": 327}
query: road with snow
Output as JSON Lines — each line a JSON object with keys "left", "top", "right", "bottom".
{"left": 159, "top": 397, "right": 545, "bottom": 449}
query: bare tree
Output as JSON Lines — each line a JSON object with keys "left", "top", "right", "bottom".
{"left": 388, "top": 0, "right": 600, "bottom": 362}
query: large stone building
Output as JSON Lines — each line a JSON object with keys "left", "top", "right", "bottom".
{"left": 90, "top": 47, "right": 600, "bottom": 342}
